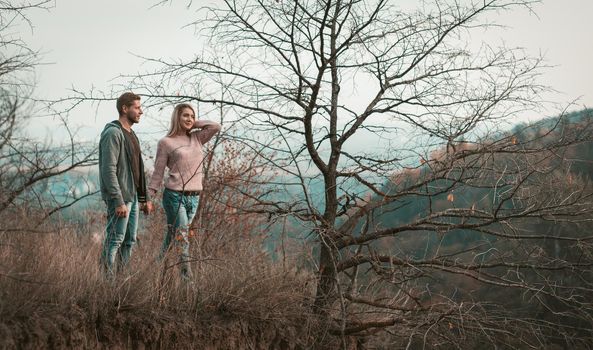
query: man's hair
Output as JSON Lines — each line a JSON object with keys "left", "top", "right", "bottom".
{"left": 116, "top": 92, "right": 141, "bottom": 115}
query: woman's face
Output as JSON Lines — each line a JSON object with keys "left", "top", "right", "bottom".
{"left": 178, "top": 107, "right": 195, "bottom": 132}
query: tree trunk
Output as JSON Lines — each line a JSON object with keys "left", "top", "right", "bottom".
{"left": 314, "top": 240, "right": 338, "bottom": 312}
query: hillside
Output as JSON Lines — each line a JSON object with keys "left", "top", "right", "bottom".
{"left": 2, "top": 109, "right": 593, "bottom": 349}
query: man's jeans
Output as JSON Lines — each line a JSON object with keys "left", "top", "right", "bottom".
{"left": 100, "top": 195, "right": 139, "bottom": 276}
{"left": 161, "top": 188, "right": 199, "bottom": 279}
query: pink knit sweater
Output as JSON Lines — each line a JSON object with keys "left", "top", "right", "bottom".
{"left": 148, "top": 120, "right": 221, "bottom": 197}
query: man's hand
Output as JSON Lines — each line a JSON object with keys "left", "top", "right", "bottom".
{"left": 141, "top": 201, "right": 155, "bottom": 215}
{"left": 115, "top": 204, "right": 128, "bottom": 217}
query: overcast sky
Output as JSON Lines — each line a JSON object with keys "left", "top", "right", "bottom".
{"left": 18, "top": 0, "right": 593, "bottom": 142}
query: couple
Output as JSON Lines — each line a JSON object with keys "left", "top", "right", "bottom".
{"left": 98, "top": 92, "right": 221, "bottom": 279}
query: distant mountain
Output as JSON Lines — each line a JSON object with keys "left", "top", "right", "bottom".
{"left": 36, "top": 168, "right": 102, "bottom": 222}
{"left": 368, "top": 109, "right": 592, "bottom": 245}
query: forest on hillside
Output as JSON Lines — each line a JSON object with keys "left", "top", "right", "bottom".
{"left": 368, "top": 109, "right": 593, "bottom": 346}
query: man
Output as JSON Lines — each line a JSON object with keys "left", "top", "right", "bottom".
{"left": 99, "top": 92, "right": 154, "bottom": 276}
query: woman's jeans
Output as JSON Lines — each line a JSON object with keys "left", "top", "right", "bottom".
{"left": 100, "top": 195, "right": 139, "bottom": 276}
{"left": 161, "top": 188, "right": 199, "bottom": 279}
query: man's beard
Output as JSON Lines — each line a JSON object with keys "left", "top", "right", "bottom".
{"left": 126, "top": 113, "right": 138, "bottom": 124}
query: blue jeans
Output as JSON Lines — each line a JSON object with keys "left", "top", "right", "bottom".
{"left": 161, "top": 188, "right": 199, "bottom": 279}
{"left": 100, "top": 195, "right": 139, "bottom": 276}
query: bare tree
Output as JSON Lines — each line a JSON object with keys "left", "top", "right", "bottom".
{"left": 0, "top": 1, "right": 98, "bottom": 227}
{"left": 128, "top": 0, "right": 593, "bottom": 347}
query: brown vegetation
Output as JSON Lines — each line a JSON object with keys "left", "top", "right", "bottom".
{"left": 6, "top": 0, "right": 593, "bottom": 348}
{"left": 0, "top": 211, "right": 320, "bottom": 349}
{"left": 120, "top": 0, "right": 593, "bottom": 347}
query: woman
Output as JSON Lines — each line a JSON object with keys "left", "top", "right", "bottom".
{"left": 148, "top": 103, "right": 221, "bottom": 279}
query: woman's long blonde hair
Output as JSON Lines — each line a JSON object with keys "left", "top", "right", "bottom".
{"left": 167, "top": 103, "right": 196, "bottom": 137}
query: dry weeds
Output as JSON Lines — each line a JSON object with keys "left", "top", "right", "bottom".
{"left": 0, "top": 209, "right": 323, "bottom": 349}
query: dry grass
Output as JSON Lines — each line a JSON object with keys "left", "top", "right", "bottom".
{"left": 0, "top": 208, "right": 322, "bottom": 349}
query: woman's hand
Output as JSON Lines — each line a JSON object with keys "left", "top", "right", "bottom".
{"left": 141, "top": 201, "right": 155, "bottom": 215}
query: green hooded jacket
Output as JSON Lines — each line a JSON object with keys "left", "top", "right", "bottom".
{"left": 99, "top": 120, "right": 150, "bottom": 206}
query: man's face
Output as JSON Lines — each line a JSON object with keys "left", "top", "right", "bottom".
{"left": 123, "top": 100, "right": 143, "bottom": 124}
